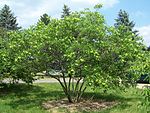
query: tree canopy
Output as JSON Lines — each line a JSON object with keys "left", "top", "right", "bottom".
{"left": 0, "top": 6, "right": 148, "bottom": 103}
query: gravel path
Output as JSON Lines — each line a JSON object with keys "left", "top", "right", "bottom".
{"left": 2, "top": 78, "right": 71, "bottom": 83}
{"left": 34, "top": 78, "right": 69, "bottom": 83}
{"left": 136, "top": 83, "right": 150, "bottom": 89}
{"left": 2, "top": 78, "right": 150, "bottom": 89}
{"left": 35, "top": 79, "right": 150, "bottom": 89}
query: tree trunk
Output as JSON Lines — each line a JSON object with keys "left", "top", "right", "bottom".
{"left": 52, "top": 76, "right": 86, "bottom": 103}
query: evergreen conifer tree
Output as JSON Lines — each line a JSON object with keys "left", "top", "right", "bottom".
{"left": 40, "top": 13, "right": 50, "bottom": 25}
{"left": 0, "top": 4, "right": 20, "bottom": 30}
{"left": 115, "top": 10, "right": 138, "bottom": 38}
{"left": 61, "top": 4, "right": 71, "bottom": 18}
{"left": 147, "top": 46, "right": 150, "bottom": 51}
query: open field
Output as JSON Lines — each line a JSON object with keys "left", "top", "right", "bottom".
{"left": 0, "top": 83, "right": 147, "bottom": 113}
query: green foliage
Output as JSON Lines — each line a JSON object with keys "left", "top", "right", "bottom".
{"left": 0, "top": 30, "right": 36, "bottom": 84}
{"left": 0, "top": 83, "right": 62, "bottom": 113}
{"left": 94, "top": 4, "right": 103, "bottom": 10}
{"left": 0, "top": 4, "right": 20, "bottom": 30}
{"left": 61, "top": 4, "right": 71, "bottom": 18}
{"left": 16, "top": 8, "right": 144, "bottom": 102}
{"left": 0, "top": 83, "right": 147, "bottom": 113}
{"left": 140, "top": 51, "right": 150, "bottom": 113}
{"left": 39, "top": 13, "right": 50, "bottom": 25}
{"left": 0, "top": 27, "right": 7, "bottom": 38}
{"left": 29, "top": 10, "right": 107, "bottom": 102}
{"left": 141, "top": 88, "right": 150, "bottom": 113}
{"left": 115, "top": 10, "right": 150, "bottom": 113}
{"left": 0, "top": 6, "right": 147, "bottom": 103}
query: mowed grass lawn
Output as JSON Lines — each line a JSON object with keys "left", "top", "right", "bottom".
{"left": 0, "top": 83, "right": 146, "bottom": 113}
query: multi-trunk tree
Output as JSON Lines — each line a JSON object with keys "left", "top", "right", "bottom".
{"left": 18, "top": 8, "right": 144, "bottom": 102}
{"left": 0, "top": 6, "right": 146, "bottom": 103}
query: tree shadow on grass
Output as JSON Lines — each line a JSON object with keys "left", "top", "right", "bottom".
{"left": 9, "top": 91, "right": 65, "bottom": 109}
{"left": 0, "top": 84, "right": 141, "bottom": 112}
{"left": 0, "top": 83, "right": 45, "bottom": 98}
{"left": 0, "top": 83, "right": 65, "bottom": 110}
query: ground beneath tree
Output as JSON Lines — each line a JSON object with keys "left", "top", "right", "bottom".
{"left": 42, "top": 98, "right": 117, "bottom": 113}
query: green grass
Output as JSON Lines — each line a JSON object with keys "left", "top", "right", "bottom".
{"left": 0, "top": 83, "right": 146, "bottom": 113}
{"left": 0, "top": 83, "right": 65, "bottom": 113}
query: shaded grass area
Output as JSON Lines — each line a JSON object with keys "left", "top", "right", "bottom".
{"left": 0, "top": 83, "right": 65, "bottom": 113}
{"left": 0, "top": 83, "right": 145, "bottom": 113}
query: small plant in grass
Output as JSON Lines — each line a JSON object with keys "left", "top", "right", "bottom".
{"left": 140, "top": 88, "right": 150, "bottom": 113}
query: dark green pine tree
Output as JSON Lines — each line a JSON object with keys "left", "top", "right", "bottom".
{"left": 0, "top": 4, "right": 20, "bottom": 30}
{"left": 40, "top": 13, "right": 50, "bottom": 25}
{"left": 115, "top": 9, "right": 138, "bottom": 38}
{"left": 147, "top": 46, "right": 150, "bottom": 51}
{"left": 61, "top": 4, "right": 71, "bottom": 18}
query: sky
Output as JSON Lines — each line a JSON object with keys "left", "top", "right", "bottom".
{"left": 0, "top": 0, "right": 150, "bottom": 46}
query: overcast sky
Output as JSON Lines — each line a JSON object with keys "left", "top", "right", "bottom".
{"left": 0, "top": 0, "right": 150, "bottom": 46}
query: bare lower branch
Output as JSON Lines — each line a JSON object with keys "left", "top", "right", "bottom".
{"left": 78, "top": 86, "right": 87, "bottom": 101}
{"left": 74, "top": 77, "right": 82, "bottom": 92}
{"left": 68, "top": 74, "right": 72, "bottom": 93}
{"left": 72, "top": 76, "right": 75, "bottom": 93}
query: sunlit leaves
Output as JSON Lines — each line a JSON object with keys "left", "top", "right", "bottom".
{"left": 0, "top": 7, "right": 147, "bottom": 89}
